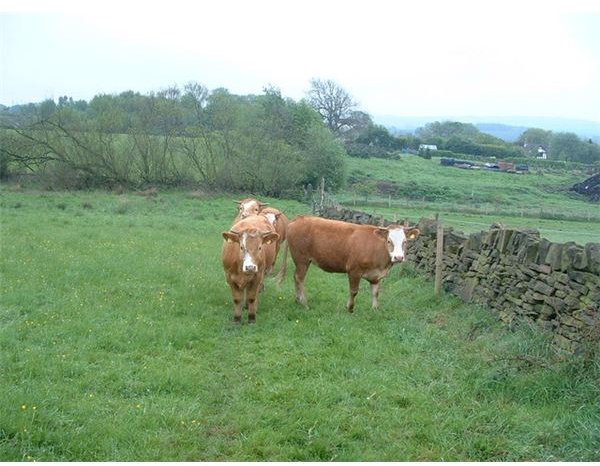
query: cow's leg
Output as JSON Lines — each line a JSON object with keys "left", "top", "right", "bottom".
{"left": 293, "top": 260, "right": 310, "bottom": 306}
{"left": 347, "top": 274, "right": 361, "bottom": 313}
{"left": 275, "top": 241, "right": 288, "bottom": 287}
{"left": 370, "top": 280, "right": 381, "bottom": 311}
{"left": 246, "top": 282, "right": 260, "bottom": 323}
{"left": 229, "top": 283, "right": 243, "bottom": 323}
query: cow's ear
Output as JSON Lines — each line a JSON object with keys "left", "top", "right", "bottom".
{"left": 222, "top": 231, "right": 240, "bottom": 243}
{"left": 406, "top": 228, "right": 420, "bottom": 240}
{"left": 261, "top": 231, "right": 279, "bottom": 244}
{"left": 374, "top": 228, "right": 389, "bottom": 239}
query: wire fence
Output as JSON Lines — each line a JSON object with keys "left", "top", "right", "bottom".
{"left": 340, "top": 196, "right": 600, "bottom": 223}
{"left": 311, "top": 178, "right": 600, "bottom": 243}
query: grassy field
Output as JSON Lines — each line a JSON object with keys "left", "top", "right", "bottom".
{"left": 338, "top": 156, "right": 600, "bottom": 244}
{"left": 1, "top": 189, "right": 599, "bottom": 461}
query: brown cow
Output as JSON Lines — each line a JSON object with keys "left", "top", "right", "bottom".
{"left": 286, "top": 216, "right": 419, "bottom": 312}
{"left": 259, "top": 207, "right": 289, "bottom": 282}
{"left": 222, "top": 215, "right": 279, "bottom": 323}
{"left": 234, "top": 198, "right": 269, "bottom": 221}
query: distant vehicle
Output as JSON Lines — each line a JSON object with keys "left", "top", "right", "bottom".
{"left": 440, "top": 158, "right": 475, "bottom": 168}
{"left": 498, "top": 161, "right": 514, "bottom": 171}
{"left": 440, "top": 158, "right": 455, "bottom": 166}
{"left": 440, "top": 158, "right": 526, "bottom": 173}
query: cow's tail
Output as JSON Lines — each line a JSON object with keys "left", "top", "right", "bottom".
{"left": 275, "top": 240, "right": 288, "bottom": 288}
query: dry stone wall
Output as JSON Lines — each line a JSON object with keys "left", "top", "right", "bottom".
{"left": 320, "top": 206, "right": 600, "bottom": 354}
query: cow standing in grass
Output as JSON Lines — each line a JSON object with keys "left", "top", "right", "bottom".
{"left": 285, "top": 216, "right": 420, "bottom": 312}
{"left": 233, "top": 198, "right": 289, "bottom": 280}
{"left": 222, "top": 215, "right": 279, "bottom": 323}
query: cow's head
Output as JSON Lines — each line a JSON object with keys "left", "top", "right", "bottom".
{"left": 376, "top": 226, "right": 420, "bottom": 263}
{"left": 223, "top": 229, "right": 279, "bottom": 273}
{"left": 235, "top": 198, "right": 269, "bottom": 219}
{"left": 262, "top": 211, "right": 280, "bottom": 227}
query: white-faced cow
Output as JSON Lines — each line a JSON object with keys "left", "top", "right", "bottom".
{"left": 222, "top": 215, "right": 279, "bottom": 323}
{"left": 234, "top": 198, "right": 269, "bottom": 222}
{"left": 286, "top": 216, "right": 420, "bottom": 312}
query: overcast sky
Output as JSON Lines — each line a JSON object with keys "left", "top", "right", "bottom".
{"left": 1, "top": 0, "right": 600, "bottom": 122}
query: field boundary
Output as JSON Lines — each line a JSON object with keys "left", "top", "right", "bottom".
{"left": 338, "top": 197, "right": 600, "bottom": 223}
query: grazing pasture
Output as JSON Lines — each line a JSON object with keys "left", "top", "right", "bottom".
{"left": 1, "top": 190, "right": 599, "bottom": 461}
{"left": 340, "top": 156, "right": 600, "bottom": 244}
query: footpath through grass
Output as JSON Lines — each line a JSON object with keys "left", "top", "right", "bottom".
{"left": 1, "top": 190, "right": 599, "bottom": 461}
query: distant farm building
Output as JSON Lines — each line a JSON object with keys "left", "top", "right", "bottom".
{"left": 419, "top": 144, "right": 438, "bottom": 151}
{"left": 537, "top": 146, "right": 548, "bottom": 159}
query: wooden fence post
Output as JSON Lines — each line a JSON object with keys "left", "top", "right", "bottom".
{"left": 435, "top": 219, "right": 444, "bottom": 295}
{"left": 318, "top": 177, "right": 325, "bottom": 214}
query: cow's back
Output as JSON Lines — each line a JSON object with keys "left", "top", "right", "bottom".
{"left": 288, "top": 216, "right": 379, "bottom": 273}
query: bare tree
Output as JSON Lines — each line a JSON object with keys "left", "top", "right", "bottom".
{"left": 306, "top": 79, "right": 357, "bottom": 135}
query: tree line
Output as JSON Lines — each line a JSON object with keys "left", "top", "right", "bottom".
{"left": 0, "top": 83, "right": 347, "bottom": 194}
{"left": 305, "top": 81, "right": 600, "bottom": 164}
{"left": 1, "top": 79, "right": 598, "bottom": 192}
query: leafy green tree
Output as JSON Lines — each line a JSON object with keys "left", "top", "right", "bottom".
{"left": 356, "top": 124, "right": 400, "bottom": 150}
{"left": 551, "top": 132, "right": 589, "bottom": 162}
{"left": 2, "top": 83, "right": 349, "bottom": 193}
{"left": 300, "top": 124, "right": 347, "bottom": 191}
{"left": 88, "top": 94, "right": 128, "bottom": 133}
{"left": 443, "top": 136, "right": 481, "bottom": 155}
{"left": 517, "top": 128, "right": 552, "bottom": 156}
{"left": 39, "top": 99, "right": 57, "bottom": 120}
{"left": 341, "top": 111, "right": 373, "bottom": 142}
{"left": 416, "top": 121, "right": 480, "bottom": 140}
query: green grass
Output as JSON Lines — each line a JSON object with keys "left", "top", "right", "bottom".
{"left": 1, "top": 190, "right": 599, "bottom": 461}
{"left": 338, "top": 156, "right": 600, "bottom": 243}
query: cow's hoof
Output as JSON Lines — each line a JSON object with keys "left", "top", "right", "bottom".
{"left": 248, "top": 315, "right": 256, "bottom": 324}
{"left": 233, "top": 316, "right": 242, "bottom": 324}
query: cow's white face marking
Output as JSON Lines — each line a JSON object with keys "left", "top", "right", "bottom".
{"left": 239, "top": 200, "right": 260, "bottom": 218}
{"left": 241, "top": 233, "right": 258, "bottom": 272}
{"left": 264, "top": 212, "right": 277, "bottom": 226}
{"left": 387, "top": 228, "right": 408, "bottom": 263}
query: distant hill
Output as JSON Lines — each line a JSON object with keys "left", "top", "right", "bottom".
{"left": 376, "top": 115, "right": 600, "bottom": 143}
{"left": 473, "top": 123, "right": 528, "bottom": 142}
